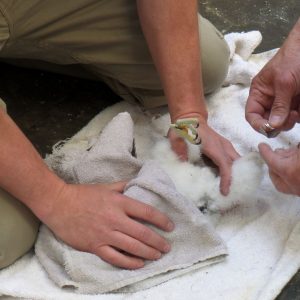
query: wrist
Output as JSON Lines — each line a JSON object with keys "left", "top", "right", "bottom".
{"left": 168, "top": 92, "right": 208, "bottom": 124}
{"left": 24, "top": 171, "right": 67, "bottom": 223}
{"left": 171, "top": 111, "right": 208, "bottom": 124}
{"left": 39, "top": 182, "right": 76, "bottom": 229}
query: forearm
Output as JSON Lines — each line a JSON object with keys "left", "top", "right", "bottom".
{"left": 0, "top": 109, "right": 65, "bottom": 220}
{"left": 137, "top": 0, "right": 208, "bottom": 122}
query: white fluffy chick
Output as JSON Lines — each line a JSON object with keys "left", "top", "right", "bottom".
{"left": 151, "top": 139, "right": 264, "bottom": 213}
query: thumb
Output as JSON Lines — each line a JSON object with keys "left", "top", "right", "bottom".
{"left": 258, "top": 143, "right": 274, "bottom": 164}
{"left": 269, "top": 87, "right": 293, "bottom": 128}
{"left": 258, "top": 143, "right": 283, "bottom": 174}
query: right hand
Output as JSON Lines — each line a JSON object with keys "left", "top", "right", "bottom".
{"left": 246, "top": 19, "right": 300, "bottom": 134}
{"left": 168, "top": 117, "right": 240, "bottom": 196}
{"left": 43, "top": 182, "right": 174, "bottom": 269}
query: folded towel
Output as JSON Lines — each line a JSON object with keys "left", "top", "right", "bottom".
{"left": 35, "top": 113, "right": 227, "bottom": 294}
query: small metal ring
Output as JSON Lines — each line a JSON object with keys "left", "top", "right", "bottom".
{"left": 264, "top": 122, "right": 275, "bottom": 131}
{"left": 263, "top": 122, "right": 280, "bottom": 138}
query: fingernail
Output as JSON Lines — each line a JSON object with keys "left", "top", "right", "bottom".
{"left": 269, "top": 116, "right": 282, "bottom": 127}
{"left": 167, "top": 221, "right": 175, "bottom": 231}
{"left": 164, "top": 244, "right": 171, "bottom": 253}
{"left": 178, "top": 155, "right": 185, "bottom": 161}
{"left": 221, "top": 186, "right": 229, "bottom": 196}
{"left": 154, "top": 252, "right": 162, "bottom": 259}
{"left": 136, "top": 261, "right": 145, "bottom": 269}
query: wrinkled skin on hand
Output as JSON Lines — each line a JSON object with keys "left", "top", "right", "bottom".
{"left": 246, "top": 19, "right": 300, "bottom": 134}
{"left": 259, "top": 143, "right": 300, "bottom": 196}
{"left": 246, "top": 19, "right": 300, "bottom": 196}
{"left": 44, "top": 182, "right": 174, "bottom": 270}
{"left": 168, "top": 119, "right": 240, "bottom": 196}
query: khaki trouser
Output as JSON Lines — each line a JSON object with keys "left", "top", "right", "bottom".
{"left": 0, "top": 100, "right": 40, "bottom": 269}
{"left": 0, "top": 0, "right": 230, "bottom": 268}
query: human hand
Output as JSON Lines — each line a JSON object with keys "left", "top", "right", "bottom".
{"left": 259, "top": 143, "right": 300, "bottom": 196}
{"left": 42, "top": 182, "right": 174, "bottom": 269}
{"left": 246, "top": 19, "right": 300, "bottom": 135}
{"left": 168, "top": 119, "right": 240, "bottom": 196}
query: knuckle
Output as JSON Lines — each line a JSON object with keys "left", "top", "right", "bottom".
{"left": 252, "top": 72, "right": 269, "bottom": 90}
{"left": 105, "top": 211, "right": 120, "bottom": 226}
{"left": 137, "top": 227, "right": 151, "bottom": 241}
{"left": 250, "top": 74, "right": 260, "bottom": 87}
{"left": 127, "top": 241, "right": 140, "bottom": 254}
{"left": 272, "top": 102, "right": 289, "bottom": 114}
{"left": 104, "top": 253, "right": 119, "bottom": 266}
{"left": 277, "top": 72, "right": 297, "bottom": 90}
{"left": 221, "top": 157, "right": 232, "bottom": 169}
{"left": 91, "top": 244, "right": 106, "bottom": 257}
{"left": 94, "top": 247, "right": 121, "bottom": 267}
{"left": 148, "top": 249, "right": 161, "bottom": 260}
{"left": 143, "top": 205, "right": 156, "bottom": 219}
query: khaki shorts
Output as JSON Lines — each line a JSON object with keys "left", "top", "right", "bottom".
{"left": 0, "top": 100, "right": 39, "bottom": 269}
{"left": 0, "top": 0, "right": 230, "bottom": 268}
{"left": 0, "top": 0, "right": 230, "bottom": 108}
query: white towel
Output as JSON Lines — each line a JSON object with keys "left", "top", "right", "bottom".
{"left": 1, "top": 31, "right": 300, "bottom": 300}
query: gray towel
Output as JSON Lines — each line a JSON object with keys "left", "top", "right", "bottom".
{"left": 35, "top": 113, "right": 227, "bottom": 294}
{"left": 73, "top": 112, "right": 142, "bottom": 184}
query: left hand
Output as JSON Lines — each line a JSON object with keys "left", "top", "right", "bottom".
{"left": 168, "top": 121, "right": 240, "bottom": 196}
{"left": 259, "top": 143, "right": 300, "bottom": 196}
{"left": 245, "top": 19, "right": 300, "bottom": 135}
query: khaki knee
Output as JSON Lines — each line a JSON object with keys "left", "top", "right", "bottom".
{"left": 95, "top": 14, "right": 230, "bottom": 109}
{"left": 199, "top": 16, "right": 230, "bottom": 94}
{"left": 0, "top": 189, "right": 39, "bottom": 269}
{"left": 0, "top": 98, "right": 6, "bottom": 111}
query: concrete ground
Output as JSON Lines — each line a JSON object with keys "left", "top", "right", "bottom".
{"left": 0, "top": 0, "right": 299, "bottom": 298}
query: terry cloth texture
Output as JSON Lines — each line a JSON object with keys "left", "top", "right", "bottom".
{"left": 59, "top": 110, "right": 143, "bottom": 184}
{"left": 2, "top": 32, "right": 300, "bottom": 300}
{"left": 35, "top": 112, "right": 227, "bottom": 294}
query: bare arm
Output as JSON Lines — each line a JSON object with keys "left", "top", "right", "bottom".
{"left": 137, "top": 1, "right": 240, "bottom": 195}
{"left": 0, "top": 107, "right": 64, "bottom": 218}
{"left": 136, "top": 0, "right": 207, "bottom": 122}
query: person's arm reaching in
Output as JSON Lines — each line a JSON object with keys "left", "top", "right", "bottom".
{"left": 0, "top": 107, "right": 174, "bottom": 269}
{"left": 136, "top": 0, "right": 240, "bottom": 195}
{"left": 245, "top": 18, "right": 300, "bottom": 196}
